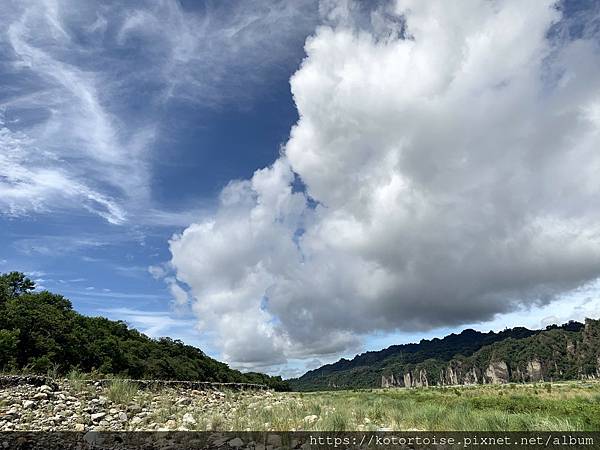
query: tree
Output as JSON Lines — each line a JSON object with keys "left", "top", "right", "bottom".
{"left": 0, "top": 272, "right": 35, "bottom": 300}
{"left": 0, "top": 271, "right": 291, "bottom": 390}
{"left": 0, "top": 329, "right": 19, "bottom": 370}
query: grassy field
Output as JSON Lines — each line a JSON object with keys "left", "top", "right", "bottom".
{"left": 207, "top": 381, "right": 600, "bottom": 432}
{"left": 3, "top": 375, "right": 600, "bottom": 431}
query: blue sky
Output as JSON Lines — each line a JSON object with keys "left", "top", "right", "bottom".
{"left": 2, "top": 0, "right": 600, "bottom": 378}
{"left": 0, "top": 0, "right": 316, "bottom": 362}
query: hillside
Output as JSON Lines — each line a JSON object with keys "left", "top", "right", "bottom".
{"left": 0, "top": 272, "right": 289, "bottom": 391}
{"left": 289, "top": 319, "right": 600, "bottom": 391}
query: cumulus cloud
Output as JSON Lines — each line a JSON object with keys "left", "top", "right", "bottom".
{"left": 169, "top": 0, "right": 600, "bottom": 371}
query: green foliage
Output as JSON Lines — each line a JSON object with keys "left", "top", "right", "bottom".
{"left": 106, "top": 379, "right": 139, "bottom": 405}
{"left": 0, "top": 272, "right": 35, "bottom": 300}
{"left": 0, "top": 271, "right": 289, "bottom": 390}
{"left": 0, "top": 329, "right": 19, "bottom": 370}
{"left": 290, "top": 315, "right": 598, "bottom": 391}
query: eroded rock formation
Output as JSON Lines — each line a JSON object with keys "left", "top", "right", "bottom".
{"left": 381, "top": 318, "right": 600, "bottom": 388}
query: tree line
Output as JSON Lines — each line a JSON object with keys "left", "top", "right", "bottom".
{"left": 0, "top": 272, "right": 289, "bottom": 391}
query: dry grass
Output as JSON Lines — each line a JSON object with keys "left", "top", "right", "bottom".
{"left": 169, "top": 381, "right": 600, "bottom": 431}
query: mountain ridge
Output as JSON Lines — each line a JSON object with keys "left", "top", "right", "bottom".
{"left": 289, "top": 318, "right": 598, "bottom": 391}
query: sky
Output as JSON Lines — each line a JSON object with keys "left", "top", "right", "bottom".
{"left": 1, "top": 0, "right": 600, "bottom": 379}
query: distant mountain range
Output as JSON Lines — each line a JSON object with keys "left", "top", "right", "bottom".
{"left": 289, "top": 318, "right": 600, "bottom": 391}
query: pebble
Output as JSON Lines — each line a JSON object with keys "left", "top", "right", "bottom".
{"left": 0, "top": 377, "right": 275, "bottom": 432}
{"left": 90, "top": 412, "right": 106, "bottom": 421}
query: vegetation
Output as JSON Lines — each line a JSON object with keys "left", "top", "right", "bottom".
{"left": 290, "top": 315, "right": 597, "bottom": 391}
{"left": 136, "top": 381, "right": 600, "bottom": 431}
{"left": 0, "top": 272, "right": 289, "bottom": 391}
{"left": 106, "top": 379, "right": 139, "bottom": 405}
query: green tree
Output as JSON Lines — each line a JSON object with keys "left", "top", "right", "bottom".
{"left": 0, "top": 329, "right": 19, "bottom": 370}
{"left": 0, "top": 271, "right": 290, "bottom": 390}
{"left": 0, "top": 272, "right": 35, "bottom": 300}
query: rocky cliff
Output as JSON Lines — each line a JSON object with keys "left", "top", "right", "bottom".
{"left": 290, "top": 318, "right": 598, "bottom": 391}
{"left": 380, "top": 318, "right": 600, "bottom": 388}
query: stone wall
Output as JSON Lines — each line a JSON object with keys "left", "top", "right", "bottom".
{"left": 0, "top": 376, "right": 267, "bottom": 391}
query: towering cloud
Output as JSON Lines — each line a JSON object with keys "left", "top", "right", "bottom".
{"left": 169, "top": 0, "right": 600, "bottom": 370}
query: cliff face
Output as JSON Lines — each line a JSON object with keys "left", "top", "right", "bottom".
{"left": 379, "top": 319, "right": 600, "bottom": 388}
{"left": 290, "top": 318, "right": 596, "bottom": 391}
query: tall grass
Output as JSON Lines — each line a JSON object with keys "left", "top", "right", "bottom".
{"left": 184, "top": 381, "right": 600, "bottom": 432}
{"left": 105, "top": 379, "right": 138, "bottom": 405}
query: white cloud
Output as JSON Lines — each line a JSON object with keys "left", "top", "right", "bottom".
{"left": 113, "top": 0, "right": 319, "bottom": 106}
{"left": 0, "top": 0, "right": 150, "bottom": 224}
{"left": 0, "top": 0, "right": 317, "bottom": 225}
{"left": 98, "top": 307, "right": 197, "bottom": 340}
{"left": 169, "top": 0, "right": 600, "bottom": 371}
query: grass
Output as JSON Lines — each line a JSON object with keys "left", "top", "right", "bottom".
{"left": 11, "top": 374, "right": 595, "bottom": 431}
{"left": 172, "top": 381, "right": 600, "bottom": 431}
{"left": 105, "top": 378, "right": 139, "bottom": 405}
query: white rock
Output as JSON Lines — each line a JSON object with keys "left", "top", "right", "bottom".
{"left": 90, "top": 412, "right": 106, "bottom": 421}
{"left": 74, "top": 423, "right": 85, "bottom": 432}
{"left": 303, "top": 415, "right": 318, "bottom": 424}
{"left": 22, "top": 400, "right": 35, "bottom": 409}
{"left": 182, "top": 413, "right": 196, "bottom": 425}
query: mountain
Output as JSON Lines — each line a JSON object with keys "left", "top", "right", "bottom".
{"left": 0, "top": 272, "right": 289, "bottom": 391}
{"left": 289, "top": 318, "right": 600, "bottom": 391}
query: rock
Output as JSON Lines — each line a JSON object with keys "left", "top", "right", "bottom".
{"left": 303, "top": 415, "right": 318, "bottom": 424}
{"left": 39, "top": 385, "right": 52, "bottom": 392}
{"left": 74, "top": 423, "right": 85, "bottom": 432}
{"left": 526, "top": 359, "right": 543, "bottom": 382}
{"left": 118, "top": 412, "right": 128, "bottom": 422}
{"left": 131, "top": 417, "right": 143, "bottom": 425}
{"left": 228, "top": 437, "right": 244, "bottom": 447}
{"left": 90, "top": 412, "right": 106, "bottom": 422}
{"left": 165, "top": 420, "right": 177, "bottom": 429}
{"left": 484, "top": 361, "right": 509, "bottom": 384}
{"left": 182, "top": 413, "right": 196, "bottom": 425}
{"left": 22, "top": 400, "right": 35, "bottom": 409}
{"left": 33, "top": 393, "right": 47, "bottom": 400}
{"left": 128, "top": 405, "right": 142, "bottom": 414}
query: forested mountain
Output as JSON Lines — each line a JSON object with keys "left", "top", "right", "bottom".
{"left": 290, "top": 317, "right": 600, "bottom": 391}
{"left": 0, "top": 272, "right": 289, "bottom": 391}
